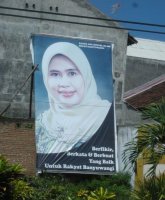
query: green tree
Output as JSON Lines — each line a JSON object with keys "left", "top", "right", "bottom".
{"left": 122, "top": 98, "right": 165, "bottom": 177}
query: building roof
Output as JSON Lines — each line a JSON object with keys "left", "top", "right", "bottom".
{"left": 127, "top": 37, "right": 165, "bottom": 60}
{"left": 127, "top": 34, "right": 138, "bottom": 46}
{"left": 123, "top": 74, "right": 165, "bottom": 109}
{"left": 125, "top": 38, "right": 165, "bottom": 109}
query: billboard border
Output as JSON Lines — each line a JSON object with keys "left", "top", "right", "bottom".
{"left": 32, "top": 34, "right": 117, "bottom": 175}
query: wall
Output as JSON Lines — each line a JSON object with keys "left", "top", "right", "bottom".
{"left": 117, "top": 38, "right": 165, "bottom": 174}
{"left": 0, "top": 0, "right": 128, "bottom": 121}
{"left": 122, "top": 39, "right": 165, "bottom": 126}
{"left": 0, "top": 0, "right": 128, "bottom": 174}
{"left": 0, "top": 119, "right": 35, "bottom": 175}
{"left": 125, "top": 57, "right": 165, "bottom": 92}
{"left": 1, "top": 1, "right": 164, "bottom": 177}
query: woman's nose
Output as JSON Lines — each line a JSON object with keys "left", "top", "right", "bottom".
{"left": 58, "top": 75, "right": 70, "bottom": 87}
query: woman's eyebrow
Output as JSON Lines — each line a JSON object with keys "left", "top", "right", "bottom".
{"left": 49, "top": 69, "right": 60, "bottom": 73}
{"left": 66, "top": 69, "right": 78, "bottom": 72}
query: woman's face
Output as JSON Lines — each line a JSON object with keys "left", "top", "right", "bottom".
{"left": 47, "top": 55, "right": 85, "bottom": 108}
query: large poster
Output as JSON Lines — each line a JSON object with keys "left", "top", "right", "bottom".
{"left": 31, "top": 34, "right": 117, "bottom": 174}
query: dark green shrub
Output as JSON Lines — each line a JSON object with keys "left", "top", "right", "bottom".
{"left": 80, "top": 186, "right": 116, "bottom": 200}
{"left": 76, "top": 172, "right": 132, "bottom": 200}
{"left": 131, "top": 173, "right": 165, "bottom": 200}
{"left": 11, "top": 179, "right": 34, "bottom": 200}
{"left": 28, "top": 172, "right": 131, "bottom": 200}
{"left": 0, "top": 155, "right": 33, "bottom": 200}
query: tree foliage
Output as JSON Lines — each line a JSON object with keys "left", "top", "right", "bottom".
{"left": 132, "top": 173, "right": 165, "bottom": 200}
{"left": 122, "top": 98, "right": 165, "bottom": 177}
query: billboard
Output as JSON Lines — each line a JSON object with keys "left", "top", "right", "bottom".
{"left": 31, "top": 34, "right": 117, "bottom": 174}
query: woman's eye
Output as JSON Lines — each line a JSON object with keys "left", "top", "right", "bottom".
{"left": 68, "top": 71, "right": 77, "bottom": 76}
{"left": 50, "top": 72, "right": 60, "bottom": 77}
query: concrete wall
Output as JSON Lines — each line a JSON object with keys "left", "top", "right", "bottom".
{"left": 0, "top": 0, "right": 128, "bottom": 123}
{"left": 125, "top": 57, "right": 165, "bottom": 92}
{"left": 0, "top": 0, "right": 128, "bottom": 174}
{"left": 122, "top": 39, "right": 165, "bottom": 126}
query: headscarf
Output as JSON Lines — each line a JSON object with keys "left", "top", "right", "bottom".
{"left": 38, "top": 42, "right": 111, "bottom": 153}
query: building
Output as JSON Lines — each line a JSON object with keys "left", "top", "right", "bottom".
{"left": 0, "top": 0, "right": 164, "bottom": 177}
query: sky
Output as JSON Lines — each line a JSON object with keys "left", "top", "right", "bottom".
{"left": 89, "top": 0, "right": 165, "bottom": 42}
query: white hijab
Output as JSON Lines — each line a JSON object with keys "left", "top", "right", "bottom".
{"left": 40, "top": 42, "right": 111, "bottom": 153}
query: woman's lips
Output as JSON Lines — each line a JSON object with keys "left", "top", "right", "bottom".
{"left": 58, "top": 90, "right": 76, "bottom": 97}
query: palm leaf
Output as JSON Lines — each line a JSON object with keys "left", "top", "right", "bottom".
{"left": 122, "top": 98, "right": 165, "bottom": 176}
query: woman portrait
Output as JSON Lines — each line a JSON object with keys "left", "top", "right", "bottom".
{"left": 34, "top": 37, "right": 113, "bottom": 155}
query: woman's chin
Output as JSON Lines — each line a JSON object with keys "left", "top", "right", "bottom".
{"left": 58, "top": 98, "right": 80, "bottom": 108}
{"left": 59, "top": 102, "right": 79, "bottom": 109}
